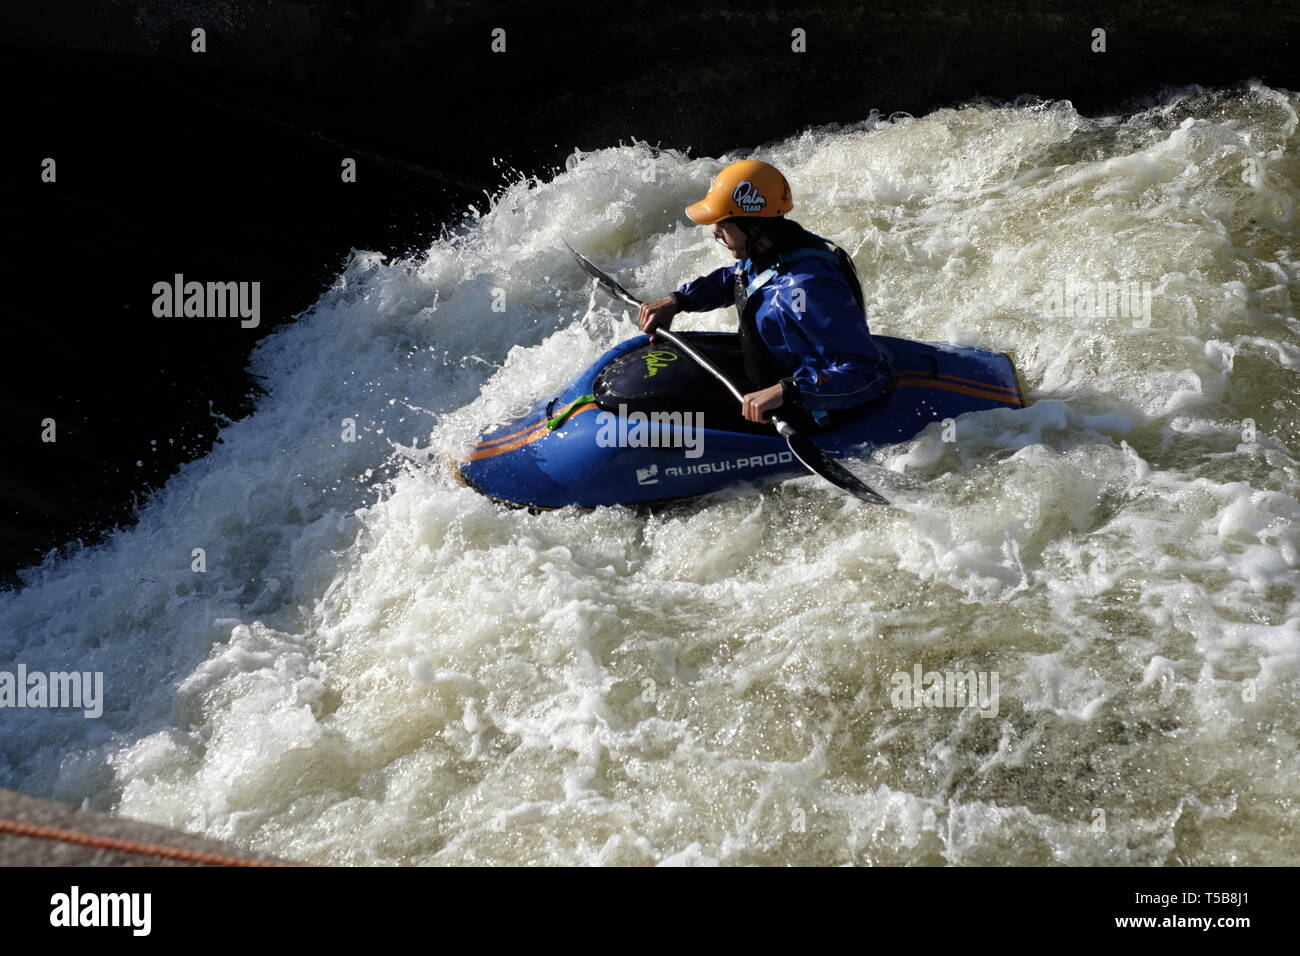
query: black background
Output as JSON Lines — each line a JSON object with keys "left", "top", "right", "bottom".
{"left": 3, "top": 1, "right": 1298, "bottom": 586}
{"left": 0, "top": 865, "right": 1284, "bottom": 938}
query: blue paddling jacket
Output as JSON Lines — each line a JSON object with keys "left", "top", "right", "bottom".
{"left": 672, "top": 237, "right": 895, "bottom": 412}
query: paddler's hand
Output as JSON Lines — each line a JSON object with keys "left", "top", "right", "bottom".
{"left": 637, "top": 296, "right": 680, "bottom": 341}
{"left": 741, "top": 384, "right": 785, "bottom": 423}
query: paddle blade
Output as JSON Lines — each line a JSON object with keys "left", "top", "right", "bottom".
{"left": 564, "top": 240, "right": 642, "bottom": 307}
{"left": 784, "top": 432, "right": 890, "bottom": 505}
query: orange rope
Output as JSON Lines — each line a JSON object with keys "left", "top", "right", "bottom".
{"left": 0, "top": 817, "right": 297, "bottom": 867}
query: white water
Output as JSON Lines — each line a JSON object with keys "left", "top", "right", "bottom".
{"left": 3, "top": 86, "right": 1298, "bottom": 865}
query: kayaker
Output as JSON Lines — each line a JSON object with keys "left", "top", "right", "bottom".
{"left": 638, "top": 159, "right": 895, "bottom": 425}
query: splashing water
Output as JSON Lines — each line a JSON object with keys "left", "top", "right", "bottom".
{"left": 3, "top": 85, "right": 1298, "bottom": 865}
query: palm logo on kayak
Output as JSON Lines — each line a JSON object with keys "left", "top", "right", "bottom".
{"left": 731, "top": 180, "right": 766, "bottom": 213}
{"left": 644, "top": 349, "right": 678, "bottom": 378}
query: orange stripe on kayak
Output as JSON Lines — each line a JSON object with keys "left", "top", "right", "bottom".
{"left": 892, "top": 369, "right": 1021, "bottom": 398}
{"left": 465, "top": 403, "right": 600, "bottom": 461}
{"left": 475, "top": 417, "right": 550, "bottom": 449}
{"left": 890, "top": 377, "right": 1023, "bottom": 405}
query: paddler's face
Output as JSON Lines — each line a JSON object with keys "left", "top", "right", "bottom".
{"left": 713, "top": 221, "right": 747, "bottom": 259}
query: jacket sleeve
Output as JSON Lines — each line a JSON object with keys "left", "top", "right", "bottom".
{"left": 764, "top": 273, "right": 895, "bottom": 412}
{"left": 674, "top": 265, "right": 737, "bottom": 313}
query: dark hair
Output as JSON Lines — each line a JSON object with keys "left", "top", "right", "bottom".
{"left": 729, "top": 216, "right": 821, "bottom": 258}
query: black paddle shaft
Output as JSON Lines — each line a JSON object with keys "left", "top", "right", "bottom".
{"left": 564, "top": 241, "right": 889, "bottom": 505}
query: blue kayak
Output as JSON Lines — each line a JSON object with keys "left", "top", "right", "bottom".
{"left": 458, "top": 332, "right": 1026, "bottom": 508}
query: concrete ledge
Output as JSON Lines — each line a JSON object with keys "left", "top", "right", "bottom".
{"left": 0, "top": 789, "right": 295, "bottom": 867}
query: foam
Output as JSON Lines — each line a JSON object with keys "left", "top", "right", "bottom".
{"left": 2, "top": 89, "right": 1298, "bottom": 865}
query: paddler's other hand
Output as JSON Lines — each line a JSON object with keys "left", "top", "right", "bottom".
{"left": 637, "top": 296, "right": 680, "bottom": 341}
{"left": 741, "top": 384, "right": 785, "bottom": 423}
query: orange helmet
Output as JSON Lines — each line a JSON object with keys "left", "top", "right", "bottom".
{"left": 685, "top": 160, "right": 793, "bottom": 225}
